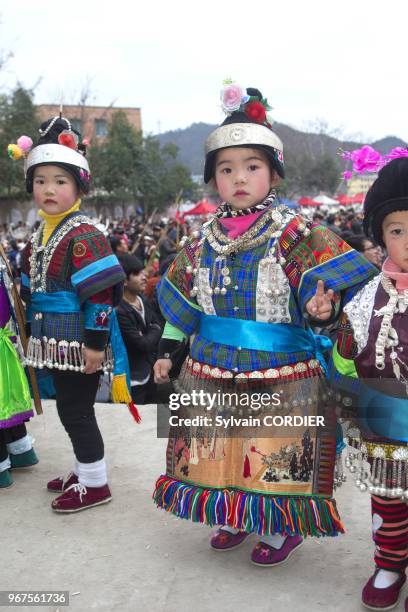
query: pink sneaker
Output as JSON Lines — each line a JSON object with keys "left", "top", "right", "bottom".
{"left": 251, "top": 534, "right": 303, "bottom": 566}
{"left": 210, "top": 529, "right": 250, "bottom": 551}
{"left": 47, "top": 472, "right": 78, "bottom": 492}
{"left": 51, "top": 482, "right": 112, "bottom": 513}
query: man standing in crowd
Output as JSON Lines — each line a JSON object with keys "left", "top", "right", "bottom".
{"left": 116, "top": 255, "right": 163, "bottom": 404}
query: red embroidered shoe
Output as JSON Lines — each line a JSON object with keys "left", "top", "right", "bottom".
{"left": 362, "top": 570, "right": 406, "bottom": 610}
{"left": 51, "top": 482, "right": 112, "bottom": 513}
{"left": 210, "top": 529, "right": 250, "bottom": 551}
{"left": 251, "top": 534, "right": 303, "bottom": 566}
{"left": 47, "top": 472, "right": 78, "bottom": 492}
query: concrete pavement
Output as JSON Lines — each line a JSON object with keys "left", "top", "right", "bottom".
{"left": 2, "top": 401, "right": 404, "bottom": 612}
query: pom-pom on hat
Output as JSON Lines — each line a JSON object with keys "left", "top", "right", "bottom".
{"left": 204, "top": 81, "right": 284, "bottom": 184}
{"left": 363, "top": 157, "right": 408, "bottom": 247}
{"left": 24, "top": 116, "right": 91, "bottom": 194}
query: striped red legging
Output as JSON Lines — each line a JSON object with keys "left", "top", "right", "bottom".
{"left": 371, "top": 495, "right": 408, "bottom": 573}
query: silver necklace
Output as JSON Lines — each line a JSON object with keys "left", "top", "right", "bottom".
{"left": 204, "top": 206, "right": 295, "bottom": 255}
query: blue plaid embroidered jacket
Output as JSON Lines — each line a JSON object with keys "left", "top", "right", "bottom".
{"left": 158, "top": 212, "right": 377, "bottom": 373}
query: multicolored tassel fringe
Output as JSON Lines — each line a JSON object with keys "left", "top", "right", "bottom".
{"left": 153, "top": 475, "right": 344, "bottom": 537}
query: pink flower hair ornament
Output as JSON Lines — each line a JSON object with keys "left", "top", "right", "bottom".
{"left": 340, "top": 144, "right": 408, "bottom": 181}
{"left": 7, "top": 135, "right": 33, "bottom": 160}
{"left": 220, "top": 79, "right": 273, "bottom": 126}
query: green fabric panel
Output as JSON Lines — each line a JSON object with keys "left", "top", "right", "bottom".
{"left": 162, "top": 321, "right": 187, "bottom": 341}
{"left": 333, "top": 342, "right": 358, "bottom": 378}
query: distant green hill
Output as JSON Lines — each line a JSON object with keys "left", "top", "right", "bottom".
{"left": 157, "top": 122, "right": 406, "bottom": 193}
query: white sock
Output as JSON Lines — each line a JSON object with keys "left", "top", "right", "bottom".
{"left": 6, "top": 435, "right": 32, "bottom": 455}
{"left": 220, "top": 525, "right": 240, "bottom": 535}
{"left": 373, "top": 569, "right": 400, "bottom": 589}
{"left": 0, "top": 457, "right": 11, "bottom": 472}
{"left": 77, "top": 458, "right": 107, "bottom": 487}
{"left": 259, "top": 534, "right": 287, "bottom": 549}
{"left": 74, "top": 459, "right": 79, "bottom": 476}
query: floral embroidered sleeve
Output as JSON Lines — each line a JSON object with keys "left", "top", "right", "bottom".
{"left": 69, "top": 229, "right": 125, "bottom": 351}
{"left": 281, "top": 217, "right": 377, "bottom": 320}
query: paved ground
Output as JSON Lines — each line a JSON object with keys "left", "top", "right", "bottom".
{"left": 2, "top": 402, "right": 405, "bottom": 612}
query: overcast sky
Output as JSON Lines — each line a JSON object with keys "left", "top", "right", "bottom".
{"left": 1, "top": 0, "right": 407, "bottom": 143}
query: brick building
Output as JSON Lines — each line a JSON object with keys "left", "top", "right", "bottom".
{"left": 36, "top": 104, "right": 142, "bottom": 142}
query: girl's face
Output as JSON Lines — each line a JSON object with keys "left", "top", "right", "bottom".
{"left": 382, "top": 210, "right": 408, "bottom": 272}
{"left": 214, "top": 147, "right": 279, "bottom": 210}
{"left": 33, "top": 165, "right": 79, "bottom": 215}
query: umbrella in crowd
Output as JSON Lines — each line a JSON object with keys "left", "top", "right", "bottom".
{"left": 183, "top": 199, "right": 217, "bottom": 217}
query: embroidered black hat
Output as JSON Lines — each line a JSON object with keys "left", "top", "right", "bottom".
{"left": 363, "top": 157, "right": 408, "bottom": 247}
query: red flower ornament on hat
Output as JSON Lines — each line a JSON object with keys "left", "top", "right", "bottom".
{"left": 245, "top": 101, "right": 267, "bottom": 124}
{"left": 58, "top": 129, "right": 78, "bottom": 150}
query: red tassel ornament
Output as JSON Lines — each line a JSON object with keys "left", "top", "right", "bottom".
{"left": 243, "top": 454, "right": 251, "bottom": 478}
{"left": 128, "top": 401, "right": 142, "bottom": 424}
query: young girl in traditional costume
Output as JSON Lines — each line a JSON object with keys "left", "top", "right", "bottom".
{"left": 8, "top": 116, "right": 131, "bottom": 512}
{"left": 332, "top": 150, "right": 408, "bottom": 610}
{"left": 153, "top": 82, "right": 376, "bottom": 565}
{"left": 0, "top": 246, "right": 38, "bottom": 488}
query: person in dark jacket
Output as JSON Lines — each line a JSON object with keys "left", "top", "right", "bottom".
{"left": 117, "top": 255, "right": 163, "bottom": 404}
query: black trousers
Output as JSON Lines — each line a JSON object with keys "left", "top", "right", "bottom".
{"left": 0, "top": 424, "right": 27, "bottom": 462}
{"left": 52, "top": 371, "right": 104, "bottom": 463}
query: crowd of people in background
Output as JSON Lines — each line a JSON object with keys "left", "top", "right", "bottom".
{"left": 0, "top": 202, "right": 385, "bottom": 405}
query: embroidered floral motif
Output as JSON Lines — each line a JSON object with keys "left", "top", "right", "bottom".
{"left": 95, "top": 307, "right": 112, "bottom": 327}
{"left": 73, "top": 242, "right": 87, "bottom": 258}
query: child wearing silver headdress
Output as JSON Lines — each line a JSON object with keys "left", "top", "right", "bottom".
{"left": 8, "top": 116, "right": 131, "bottom": 513}
{"left": 153, "top": 81, "right": 377, "bottom": 566}
{"left": 332, "top": 150, "right": 408, "bottom": 610}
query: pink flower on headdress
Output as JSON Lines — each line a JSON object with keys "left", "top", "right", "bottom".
{"left": 384, "top": 147, "right": 408, "bottom": 162}
{"left": 17, "top": 135, "right": 33, "bottom": 153}
{"left": 347, "top": 145, "right": 383, "bottom": 174}
{"left": 342, "top": 170, "right": 352, "bottom": 181}
{"left": 220, "top": 83, "right": 244, "bottom": 113}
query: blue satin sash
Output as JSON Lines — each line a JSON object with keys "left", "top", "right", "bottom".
{"left": 30, "top": 290, "right": 130, "bottom": 383}
{"left": 31, "top": 291, "right": 81, "bottom": 313}
{"left": 198, "top": 314, "right": 332, "bottom": 373}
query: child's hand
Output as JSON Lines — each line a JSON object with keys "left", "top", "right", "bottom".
{"left": 83, "top": 347, "right": 105, "bottom": 374}
{"left": 154, "top": 358, "right": 172, "bottom": 384}
{"left": 305, "top": 280, "right": 335, "bottom": 321}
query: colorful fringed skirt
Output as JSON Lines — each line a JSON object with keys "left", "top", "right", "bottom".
{"left": 153, "top": 361, "right": 344, "bottom": 537}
